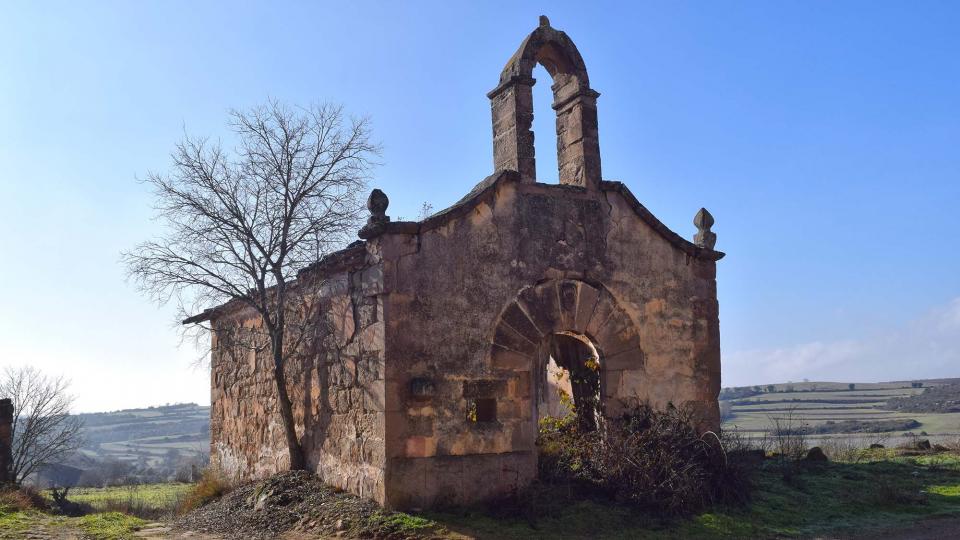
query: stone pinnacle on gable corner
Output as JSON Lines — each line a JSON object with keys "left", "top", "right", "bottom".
{"left": 358, "top": 188, "right": 390, "bottom": 239}
{"left": 693, "top": 207, "right": 717, "bottom": 250}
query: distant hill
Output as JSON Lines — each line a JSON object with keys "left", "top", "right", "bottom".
{"left": 886, "top": 383, "right": 960, "bottom": 413}
{"left": 76, "top": 402, "right": 210, "bottom": 464}
{"left": 53, "top": 403, "right": 211, "bottom": 486}
{"left": 721, "top": 378, "right": 960, "bottom": 399}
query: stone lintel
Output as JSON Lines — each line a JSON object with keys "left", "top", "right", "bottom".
{"left": 486, "top": 75, "right": 537, "bottom": 99}
{"left": 551, "top": 88, "right": 601, "bottom": 111}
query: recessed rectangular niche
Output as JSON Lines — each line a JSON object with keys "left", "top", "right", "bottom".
{"left": 466, "top": 398, "right": 497, "bottom": 423}
{"left": 409, "top": 377, "right": 435, "bottom": 399}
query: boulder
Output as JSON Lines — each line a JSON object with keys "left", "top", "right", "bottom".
{"left": 804, "top": 446, "right": 828, "bottom": 462}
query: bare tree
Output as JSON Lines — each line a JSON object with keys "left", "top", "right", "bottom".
{"left": 767, "top": 406, "right": 809, "bottom": 462}
{"left": 0, "top": 367, "right": 83, "bottom": 486}
{"left": 123, "top": 101, "right": 378, "bottom": 470}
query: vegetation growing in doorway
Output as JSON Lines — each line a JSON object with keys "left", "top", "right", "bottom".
{"left": 537, "top": 403, "right": 752, "bottom": 515}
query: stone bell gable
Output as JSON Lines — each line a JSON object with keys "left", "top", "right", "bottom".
{"left": 197, "top": 17, "right": 724, "bottom": 510}
{"left": 490, "top": 15, "right": 601, "bottom": 188}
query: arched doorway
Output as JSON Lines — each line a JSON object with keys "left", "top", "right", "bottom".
{"left": 488, "top": 279, "right": 644, "bottom": 439}
{"left": 539, "top": 332, "right": 601, "bottom": 431}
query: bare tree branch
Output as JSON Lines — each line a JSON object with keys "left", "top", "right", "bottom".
{"left": 0, "top": 367, "right": 83, "bottom": 486}
{"left": 122, "top": 100, "right": 379, "bottom": 470}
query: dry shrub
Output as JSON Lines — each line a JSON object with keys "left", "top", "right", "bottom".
{"left": 178, "top": 469, "right": 231, "bottom": 514}
{"left": 0, "top": 486, "right": 46, "bottom": 512}
{"left": 870, "top": 477, "right": 927, "bottom": 507}
{"left": 767, "top": 407, "right": 809, "bottom": 461}
{"left": 719, "top": 427, "right": 765, "bottom": 455}
{"left": 97, "top": 497, "right": 155, "bottom": 519}
{"left": 946, "top": 436, "right": 960, "bottom": 452}
{"left": 538, "top": 403, "right": 752, "bottom": 516}
{"left": 48, "top": 487, "right": 93, "bottom": 517}
{"left": 819, "top": 437, "right": 863, "bottom": 463}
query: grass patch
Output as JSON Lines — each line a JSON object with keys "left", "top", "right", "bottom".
{"left": 0, "top": 509, "right": 71, "bottom": 539}
{"left": 0, "top": 510, "right": 49, "bottom": 536}
{"left": 77, "top": 512, "right": 146, "bottom": 539}
{"left": 426, "top": 453, "right": 960, "bottom": 539}
{"left": 0, "top": 508, "right": 144, "bottom": 540}
{"left": 366, "top": 511, "right": 438, "bottom": 536}
{"left": 46, "top": 483, "right": 193, "bottom": 518}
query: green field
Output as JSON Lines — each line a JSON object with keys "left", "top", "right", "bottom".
{"left": 43, "top": 483, "right": 193, "bottom": 517}
{"left": 722, "top": 379, "right": 960, "bottom": 447}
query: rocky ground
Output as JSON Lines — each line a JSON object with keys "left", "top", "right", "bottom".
{"left": 172, "top": 471, "right": 443, "bottom": 540}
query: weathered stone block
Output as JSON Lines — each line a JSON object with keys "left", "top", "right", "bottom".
{"left": 604, "top": 348, "right": 644, "bottom": 370}
{"left": 491, "top": 346, "right": 532, "bottom": 371}
{"left": 405, "top": 436, "right": 437, "bottom": 458}
{"left": 500, "top": 302, "right": 542, "bottom": 343}
{"left": 463, "top": 379, "right": 507, "bottom": 399}
{"left": 493, "top": 324, "right": 537, "bottom": 356}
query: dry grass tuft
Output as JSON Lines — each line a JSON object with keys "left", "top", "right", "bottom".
{"left": 0, "top": 487, "right": 45, "bottom": 512}
{"left": 178, "top": 470, "right": 231, "bottom": 514}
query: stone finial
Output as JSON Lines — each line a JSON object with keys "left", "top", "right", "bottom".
{"left": 693, "top": 208, "right": 717, "bottom": 250}
{"left": 539, "top": 15, "right": 550, "bottom": 27}
{"left": 358, "top": 188, "right": 390, "bottom": 239}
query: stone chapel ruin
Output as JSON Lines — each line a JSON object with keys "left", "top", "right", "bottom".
{"left": 191, "top": 17, "right": 724, "bottom": 510}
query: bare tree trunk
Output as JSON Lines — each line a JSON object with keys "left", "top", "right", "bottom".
{"left": 271, "top": 334, "right": 305, "bottom": 470}
{"left": 123, "top": 101, "right": 377, "bottom": 475}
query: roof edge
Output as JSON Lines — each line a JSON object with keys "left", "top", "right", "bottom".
{"left": 370, "top": 171, "right": 723, "bottom": 263}
{"left": 181, "top": 241, "right": 370, "bottom": 325}
{"left": 600, "top": 181, "right": 725, "bottom": 262}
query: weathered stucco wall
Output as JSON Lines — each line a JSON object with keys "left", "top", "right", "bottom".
{"left": 209, "top": 246, "right": 388, "bottom": 503}
{"left": 378, "top": 172, "right": 721, "bottom": 509}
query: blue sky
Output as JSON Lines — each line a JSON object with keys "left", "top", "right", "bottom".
{"left": 1, "top": 1, "right": 958, "bottom": 412}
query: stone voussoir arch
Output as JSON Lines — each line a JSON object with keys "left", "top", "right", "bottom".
{"left": 488, "top": 279, "right": 645, "bottom": 410}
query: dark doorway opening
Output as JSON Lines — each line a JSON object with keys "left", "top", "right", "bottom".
{"left": 539, "top": 333, "right": 602, "bottom": 432}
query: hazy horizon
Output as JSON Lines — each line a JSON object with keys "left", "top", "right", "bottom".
{"left": 2, "top": 1, "right": 958, "bottom": 413}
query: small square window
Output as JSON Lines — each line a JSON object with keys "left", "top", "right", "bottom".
{"left": 466, "top": 398, "right": 497, "bottom": 423}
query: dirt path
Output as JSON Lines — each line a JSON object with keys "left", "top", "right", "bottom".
{"left": 17, "top": 524, "right": 78, "bottom": 540}
{"left": 134, "top": 522, "right": 223, "bottom": 539}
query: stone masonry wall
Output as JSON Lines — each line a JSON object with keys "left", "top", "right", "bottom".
{"left": 378, "top": 172, "right": 720, "bottom": 509}
{"left": 209, "top": 245, "right": 387, "bottom": 503}
{"left": 205, "top": 18, "right": 722, "bottom": 513}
